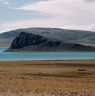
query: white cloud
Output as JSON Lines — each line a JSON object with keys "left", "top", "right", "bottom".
{"left": 0, "top": 0, "right": 9, "bottom": 4}
{"left": 15, "top": 0, "right": 95, "bottom": 22}
{"left": 1, "top": 19, "right": 95, "bottom": 33}
{"left": 1, "top": 0, "right": 95, "bottom": 32}
{"left": 15, "top": 0, "right": 95, "bottom": 24}
{"left": 0, "top": 18, "right": 62, "bottom": 32}
{"left": 86, "top": 0, "right": 95, "bottom": 2}
{"left": 15, "top": 0, "right": 83, "bottom": 17}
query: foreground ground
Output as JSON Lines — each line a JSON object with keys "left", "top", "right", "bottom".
{"left": 0, "top": 60, "right": 95, "bottom": 96}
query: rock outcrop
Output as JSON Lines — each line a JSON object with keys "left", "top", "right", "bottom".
{"left": 2, "top": 28, "right": 95, "bottom": 47}
{"left": 6, "top": 32, "right": 95, "bottom": 52}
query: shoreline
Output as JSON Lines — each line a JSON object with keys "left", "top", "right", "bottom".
{"left": 0, "top": 59, "right": 95, "bottom": 61}
{"left": 0, "top": 59, "right": 95, "bottom": 64}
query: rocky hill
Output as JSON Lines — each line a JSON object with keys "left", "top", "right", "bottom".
{"left": 6, "top": 32, "right": 95, "bottom": 52}
{"left": 1, "top": 28, "right": 95, "bottom": 47}
{"left": 0, "top": 29, "right": 21, "bottom": 47}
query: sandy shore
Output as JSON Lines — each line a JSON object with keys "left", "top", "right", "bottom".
{"left": 0, "top": 60, "right": 95, "bottom": 96}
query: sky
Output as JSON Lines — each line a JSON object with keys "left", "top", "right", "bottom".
{"left": 0, "top": 0, "right": 95, "bottom": 32}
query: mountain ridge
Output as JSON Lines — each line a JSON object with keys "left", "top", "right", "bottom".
{"left": 1, "top": 27, "right": 95, "bottom": 47}
{"left": 6, "top": 32, "right": 95, "bottom": 52}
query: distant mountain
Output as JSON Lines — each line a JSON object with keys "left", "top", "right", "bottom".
{"left": 1, "top": 28, "right": 95, "bottom": 47}
{"left": 6, "top": 32, "right": 95, "bottom": 52}
{"left": 0, "top": 29, "right": 21, "bottom": 47}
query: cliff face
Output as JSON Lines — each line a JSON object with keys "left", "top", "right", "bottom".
{"left": 10, "top": 32, "right": 47, "bottom": 49}
{"left": 7, "top": 32, "right": 95, "bottom": 52}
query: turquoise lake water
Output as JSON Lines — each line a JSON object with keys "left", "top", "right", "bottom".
{"left": 0, "top": 47, "right": 95, "bottom": 60}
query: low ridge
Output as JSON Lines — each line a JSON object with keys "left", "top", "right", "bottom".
{"left": 6, "top": 32, "right": 95, "bottom": 52}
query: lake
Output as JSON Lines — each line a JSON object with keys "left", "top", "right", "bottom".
{"left": 1, "top": 47, "right": 95, "bottom": 60}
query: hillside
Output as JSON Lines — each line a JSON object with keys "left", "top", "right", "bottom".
{"left": 0, "top": 29, "right": 21, "bottom": 47}
{"left": 6, "top": 32, "right": 95, "bottom": 52}
{"left": 1, "top": 28, "right": 95, "bottom": 47}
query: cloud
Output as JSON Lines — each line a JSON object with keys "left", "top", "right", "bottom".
{"left": 12, "top": 0, "right": 95, "bottom": 25}
{"left": 0, "top": 18, "right": 61, "bottom": 32}
{"left": 86, "top": 0, "right": 95, "bottom": 2}
{"left": 1, "top": 19, "right": 95, "bottom": 33}
{"left": 0, "top": 0, "right": 9, "bottom": 4}
{"left": 1, "top": 0, "right": 95, "bottom": 32}
{"left": 14, "top": 0, "right": 84, "bottom": 14}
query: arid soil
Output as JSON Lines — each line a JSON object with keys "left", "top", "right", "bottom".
{"left": 0, "top": 60, "right": 95, "bottom": 96}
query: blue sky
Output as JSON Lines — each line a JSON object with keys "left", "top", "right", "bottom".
{"left": 0, "top": 0, "right": 50, "bottom": 23}
{"left": 0, "top": 0, "right": 95, "bottom": 32}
